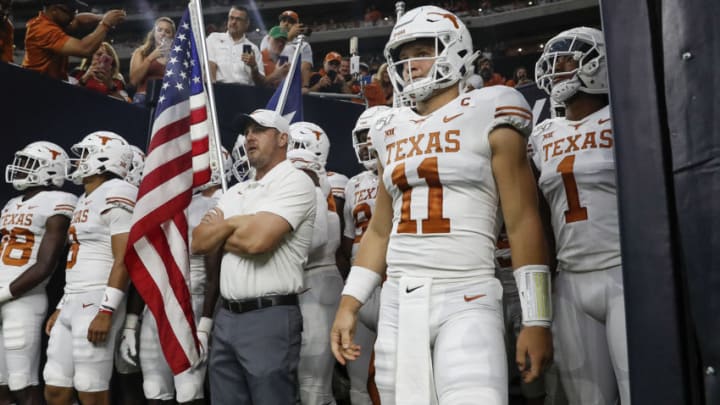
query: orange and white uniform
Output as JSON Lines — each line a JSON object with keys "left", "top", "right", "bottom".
{"left": 0, "top": 191, "right": 76, "bottom": 391}
{"left": 528, "top": 106, "right": 629, "bottom": 405}
{"left": 368, "top": 86, "right": 533, "bottom": 405}
{"left": 44, "top": 178, "right": 136, "bottom": 392}
{"left": 343, "top": 169, "right": 381, "bottom": 405}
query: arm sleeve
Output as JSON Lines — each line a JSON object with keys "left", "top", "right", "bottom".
{"left": 102, "top": 206, "right": 134, "bottom": 235}
{"left": 343, "top": 182, "right": 356, "bottom": 239}
{"left": 51, "top": 192, "right": 78, "bottom": 219}
{"left": 260, "top": 171, "right": 316, "bottom": 231}
{"left": 489, "top": 86, "right": 534, "bottom": 137}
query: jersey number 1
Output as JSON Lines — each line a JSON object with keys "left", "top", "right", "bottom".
{"left": 557, "top": 155, "right": 588, "bottom": 223}
{"left": 391, "top": 157, "right": 451, "bottom": 234}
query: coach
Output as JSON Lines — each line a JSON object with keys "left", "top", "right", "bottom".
{"left": 191, "top": 109, "right": 316, "bottom": 404}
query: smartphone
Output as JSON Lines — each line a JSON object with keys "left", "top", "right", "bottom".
{"left": 278, "top": 55, "right": 289, "bottom": 65}
{"left": 326, "top": 69, "right": 337, "bottom": 81}
{"left": 242, "top": 44, "right": 252, "bottom": 54}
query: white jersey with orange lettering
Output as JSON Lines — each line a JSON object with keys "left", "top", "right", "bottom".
{"left": 65, "top": 178, "right": 137, "bottom": 293}
{"left": 326, "top": 171, "right": 349, "bottom": 201}
{"left": 369, "top": 86, "right": 533, "bottom": 280}
{"left": 0, "top": 191, "right": 77, "bottom": 285}
{"left": 187, "top": 193, "right": 220, "bottom": 295}
{"left": 528, "top": 105, "right": 620, "bottom": 272}
{"left": 343, "top": 170, "right": 379, "bottom": 262}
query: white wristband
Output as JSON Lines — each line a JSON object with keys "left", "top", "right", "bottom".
{"left": 342, "top": 266, "right": 382, "bottom": 304}
{"left": 513, "top": 264, "right": 552, "bottom": 328}
{"left": 100, "top": 286, "right": 125, "bottom": 312}
{"left": 0, "top": 286, "right": 13, "bottom": 304}
{"left": 124, "top": 313, "right": 140, "bottom": 330}
{"left": 197, "top": 317, "right": 213, "bottom": 334}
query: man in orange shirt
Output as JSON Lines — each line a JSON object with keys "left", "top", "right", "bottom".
{"left": 0, "top": 0, "right": 13, "bottom": 63}
{"left": 22, "top": 0, "right": 125, "bottom": 81}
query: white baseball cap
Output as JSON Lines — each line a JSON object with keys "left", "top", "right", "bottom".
{"left": 240, "top": 109, "right": 290, "bottom": 135}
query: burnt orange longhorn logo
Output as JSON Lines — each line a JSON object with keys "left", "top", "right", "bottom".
{"left": 312, "top": 130, "right": 323, "bottom": 141}
{"left": 427, "top": 12, "right": 459, "bottom": 29}
{"left": 98, "top": 135, "right": 114, "bottom": 145}
{"left": 46, "top": 148, "right": 62, "bottom": 160}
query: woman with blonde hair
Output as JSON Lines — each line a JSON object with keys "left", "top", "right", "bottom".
{"left": 73, "top": 42, "right": 130, "bottom": 102}
{"left": 129, "top": 16, "right": 175, "bottom": 105}
{"left": 362, "top": 62, "right": 394, "bottom": 107}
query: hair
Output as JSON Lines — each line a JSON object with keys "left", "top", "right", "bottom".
{"left": 138, "top": 17, "right": 176, "bottom": 59}
{"left": 230, "top": 5, "right": 249, "bottom": 15}
{"left": 78, "top": 42, "right": 124, "bottom": 81}
{"left": 372, "top": 63, "right": 388, "bottom": 83}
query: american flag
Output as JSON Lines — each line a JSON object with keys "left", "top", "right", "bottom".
{"left": 124, "top": 8, "right": 210, "bottom": 374}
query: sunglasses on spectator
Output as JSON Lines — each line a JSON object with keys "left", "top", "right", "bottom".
{"left": 279, "top": 16, "right": 297, "bottom": 24}
{"left": 327, "top": 60, "right": 341, "bottom": 66}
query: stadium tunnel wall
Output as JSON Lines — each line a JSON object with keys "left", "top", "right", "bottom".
{"left": 602, "top": 0, "right": 719, "bottom": 403}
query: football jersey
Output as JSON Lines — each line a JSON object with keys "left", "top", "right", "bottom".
{"left": 65, "top": 178, "right": 137, "bottom": 293}
{"left": 327, "top": 171, "right": 349, "bottom": 200}
{"left": 187, "top": 192, "right": 220, "bottom": 295}
{"left": 528, "top": 106, "right": 620, "bottom": 272}
{"left": 343, "top": 170, "right": 379, "bottom": 262}
{"left": 0, "top": 191, "right": 77, "bottom": 285}
{"left": 369, "top": 86, "right": 533, "bottom": 280}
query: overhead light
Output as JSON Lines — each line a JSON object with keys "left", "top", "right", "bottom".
{"left": 255, "top": 28, "right": 260, "bottom": 32}
{"left": 478, "top": 8, "right": 483, "bottom": 12}
{"left": 518, "top": 48, "right": 523, "bottom": 53}
{"left": 528, "top": 1, "right": 533, "bottom": 5}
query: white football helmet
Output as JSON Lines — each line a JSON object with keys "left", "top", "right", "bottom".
{"left": 288, "top": 122, "right": 330, "bottom": 167}
{"left": 67, "top": 131, "right": 132, "bottom": 185}
{"left": 197, "top": 146, "right": 232, "bottom": 191}
{"left": 384, "top": 6, "right": 477, "bottom": 103}
{"left": 535, "top": 26, "right": 608, "bottom": 103}
{"left": 352, "top": 106, "right": 390, "bottom": 171}
{"left": 125, "top": 145, "right": 146, "bottom": 187}
{"left": 287, "top": 148, "right": 323, "bottom": 176}
{"left": 5, "top": 141, "right": 69, "bottom": 190}
{"left": 231, "top": 134, "right": 255, "bottom": 182}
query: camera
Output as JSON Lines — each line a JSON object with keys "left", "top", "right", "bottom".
{"left": 326, "top": 70, "right": 337, "bottom": 81}
{"left": 299, "top": 25, "right": 313, "bottom": 37}
{"left": 242, "top": 44, "right": 252, "bottom": 54}
{"left": 278, "top": 55, "right": 289, "bottom": 65}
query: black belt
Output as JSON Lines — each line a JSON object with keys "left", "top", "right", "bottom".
{"left": 222, "top": 294, "right": 298, "bottom": 314}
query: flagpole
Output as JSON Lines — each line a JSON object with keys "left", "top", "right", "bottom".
{"left": 189, "top": 0, "right": 228, "bottom": 191}
{"left": 274, "top": 35, "right": 304, "bottom": 117}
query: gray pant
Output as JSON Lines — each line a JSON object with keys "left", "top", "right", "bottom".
{"left": 209, "top": 305, "right": 303, "bottom": 405}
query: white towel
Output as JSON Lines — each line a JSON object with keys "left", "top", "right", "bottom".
{"left": 395, "top": 276, "right": 437, "bottom": 405}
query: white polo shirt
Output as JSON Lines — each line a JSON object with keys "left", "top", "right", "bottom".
{"left": 206, "top": 31, "right": 265, "bottom": 85}
{"left": 216, "top": 160, "right": 316, "bottom": 300}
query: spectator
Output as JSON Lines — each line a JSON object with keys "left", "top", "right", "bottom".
{"left": 261, "top": 10, "right": 314, "bottom": 90}
{"left": 359, "top": 62, "right": 372, "bottom": 85}
{"left": 191, "top": 109, "right": 316, "bottom": 405}
{"left": 364, "top": 5, "right": 382, "bottom": 24}
{"left": 478, "top": 57, "right": 506, "bottom": 86}
{"left": 307, "top": 51, "right": 352, "bottom": 94}
{"left": 22, "top": 0, "right": 126, "bottom": 81}
{"left": 206, "top": 6, "right": 263, "bottom": 85}
{"left": 362, "top": 62, "right": 393, "bottom": 106}
{"left": 129, "top": 16, "right": 174, "bottom": 105}
{"left": 260, "top": 25, "right": 290, "bottom": 88}
{"left": 506, "top": 65, "right": 533, "bottom": 88}
{"left": 73, "top": 41, "right": 129, "bottom": 101}
{"left": 0, "top": 0, "right": 13, "bottom": 63}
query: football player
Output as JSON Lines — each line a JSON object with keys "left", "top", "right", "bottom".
{"left": 43, "top": 131, "right": 135, "bottom": 405}
{"left": 124, "top": 145, "right": 145, "bottom": 188}
{"left": 331, "top": 6, "right": 552, "bottom": 405}
{"left": 340, "top": 106, "right": 390, "bottom": 405}
{"left": 288, "top": 127, "right": 345, "bottom": 405}
{"left": 119, "top": 147, "right": 232, "bottom": 404}
{"left": 1, "top": 142, "right": 77, "bottom": 405}
{"left": 530, "top": 27, "right": 629, "bottom": 405}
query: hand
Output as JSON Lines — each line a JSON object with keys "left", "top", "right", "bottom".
{"left": 101, "top": 9, "right": 127, "bottom": 29}
{"left": 46, "top": 309, "right": 61, "bottom": 336}
{"left": 241, "top": 53, "right": 256, "bottom": 68}
{"left": 201, "top": 208, "right": 224, "bottom": 225}
{"left": 119, "top": 327, "right": 138, "bottom": 365}
{"left": 196, "top": 316, "right": 213, "bottom": 366}
{"left": 330, "top": 297, "right": 362, "bottom": 365}
{"left": 288, "top": 24, "right": 304, "bottom": 40}
{"left": 516, "top": 325, "right": 553, "bottom": 383}
{"left": 317, "top": 75, "right": 332, "bottom": 89}
{"left": 87, "top": 311, "right": 113, "bottom": 344}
